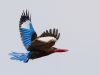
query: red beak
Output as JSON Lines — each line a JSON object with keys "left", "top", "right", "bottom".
{"left": 55, "top": 48, "right": 69, "bottom": 52}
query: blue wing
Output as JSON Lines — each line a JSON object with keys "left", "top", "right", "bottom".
{"left": 19, "top": 10, "right": 37, "bottom": 49}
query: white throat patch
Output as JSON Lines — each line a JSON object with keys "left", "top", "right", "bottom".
{"left": 37, "top": 36, "right": 57, "bottom": 42}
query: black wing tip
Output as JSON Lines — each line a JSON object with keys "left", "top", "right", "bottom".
{"left": 19, "top": 10, "right": 31, "bottom": 27}
{"left": 39, "top": 28, "right": 60, "bottom": 40}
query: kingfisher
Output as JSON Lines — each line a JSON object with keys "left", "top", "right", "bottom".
{"left": 9, "top": 10, "right": 68, "bottom": 63}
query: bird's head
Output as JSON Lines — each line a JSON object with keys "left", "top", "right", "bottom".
{"left": 47, "top": 47, "right": 68, "bottom": 53}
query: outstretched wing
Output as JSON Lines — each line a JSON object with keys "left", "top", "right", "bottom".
{"left": 27, "top": 29, "right": 60, "bottom": 51}
{"left": 19, "top": 10, "right": 37, "bottom": 49}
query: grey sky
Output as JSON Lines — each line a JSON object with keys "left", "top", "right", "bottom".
{"left": 0, "top": 0, "right": 100, "bottom": 75}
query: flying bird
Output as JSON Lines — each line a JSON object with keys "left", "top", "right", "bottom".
{"left": 9, "top": 10, "right": 68, "bottom": 63}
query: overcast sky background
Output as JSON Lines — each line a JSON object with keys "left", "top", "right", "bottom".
{"left": 0, "top": 0, "right": 100, "bottom": 75}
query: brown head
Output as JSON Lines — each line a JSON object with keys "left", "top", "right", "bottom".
{"left": 46, "top": 47, "right": 68, "bottom": 54}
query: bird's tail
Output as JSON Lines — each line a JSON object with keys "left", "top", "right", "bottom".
{"left": 9, "top": 51, "right": 30, "bottom": 63}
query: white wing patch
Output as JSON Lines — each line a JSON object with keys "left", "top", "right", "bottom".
{"left": 37, "top": 36, "right": 57, "bottom": 42}
{"left": 21, "top": 20, "right": 31, "bottom": 29}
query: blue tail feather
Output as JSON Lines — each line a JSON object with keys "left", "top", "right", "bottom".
{"left": 9, "top": 51, "right": 30, "bottom": 63}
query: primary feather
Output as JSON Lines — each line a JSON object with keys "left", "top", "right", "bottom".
{"left": 19, "top": 10, "right": 37, "bottom": 49}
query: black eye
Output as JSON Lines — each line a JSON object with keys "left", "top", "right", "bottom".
{"left": 53, "top": 47, "right": 56, "bottom": 50}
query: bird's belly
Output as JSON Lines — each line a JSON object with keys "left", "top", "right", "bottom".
{"left": 30, "top": 51, "right": 49, "bottom": 59}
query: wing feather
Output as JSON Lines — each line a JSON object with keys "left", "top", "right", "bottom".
{"left": 28, "top": 29, "right": 60, "bottom": 51}
{"left": 19, "top": 10, "right": 37, "bottom": 49}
